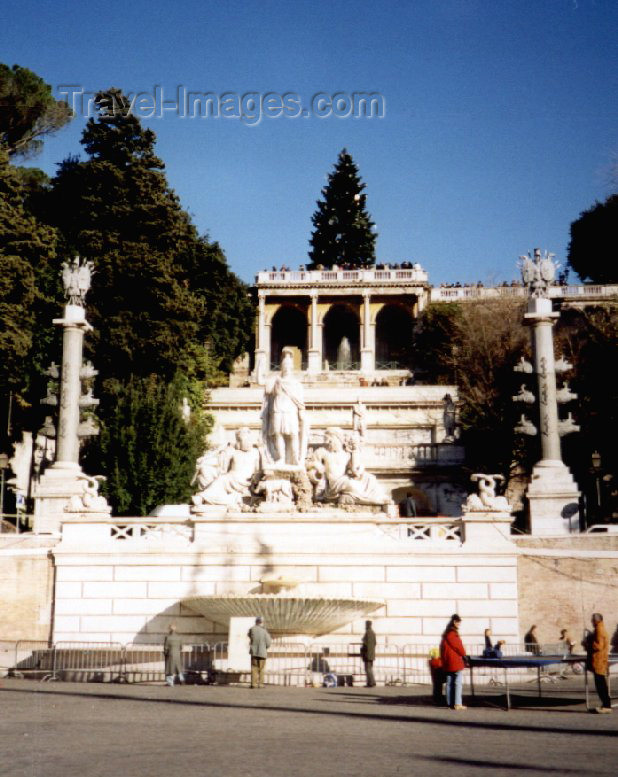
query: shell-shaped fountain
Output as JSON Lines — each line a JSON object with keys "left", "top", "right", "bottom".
{"left": 182, "top": 594, "right": 383, "bottom": 636}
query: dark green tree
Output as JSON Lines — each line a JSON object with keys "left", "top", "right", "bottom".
{"left": 94, "top": 373, "right": 211, "bottom": 515}
{"left": 39, "top": 89, "right": 251, "bottom": 511}
{"left": 567, "top": 194, "right": 618, "bottom": 283}
{"left": 0, "top": 63, "right": 72, "bottom": 158}
{"left": 0, "top": 150, "right": 61, "bottom": 441}
{"left": 45, "top": 89, "right": 250, "bottom": 383}
{"left": 308, "top": 149, "right": 376, "bottom": 269}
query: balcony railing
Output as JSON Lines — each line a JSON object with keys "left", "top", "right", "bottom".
{"left": 256, "top": 268, "right": 429, "bottom": 284}
{"left": 430, "top": 284, "right": 618, "bottom": 303}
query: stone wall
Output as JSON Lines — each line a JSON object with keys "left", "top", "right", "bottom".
{"left": 516, "top": 536, "right": 618, "bottom": 650}
{"left": 0, "top": 538, "right": 55, "bottom": 641}
{"left": 51, "top": 515, "right": 519, "bottom": 649}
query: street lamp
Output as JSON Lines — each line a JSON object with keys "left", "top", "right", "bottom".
{"left": 0, "top": 452, "right": 10, "bottom": 525}
{"left": 591, "top": 451, "right": 603, "bottom": 523}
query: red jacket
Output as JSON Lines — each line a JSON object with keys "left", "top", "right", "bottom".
{"left": 440, "top": 628, "right": 467, "bottom": 672}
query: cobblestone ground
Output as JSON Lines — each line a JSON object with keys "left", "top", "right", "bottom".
{"left": 1, "top": 679, "right": 616, "bottom": 777}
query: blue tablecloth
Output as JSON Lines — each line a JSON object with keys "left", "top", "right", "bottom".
{"left": 468, "top": 655, "right": 573, "bottom": 669}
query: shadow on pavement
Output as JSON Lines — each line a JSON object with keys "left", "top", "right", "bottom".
{"left": 1, "top": 683, "right": 614, "bottom": 739}
{"left": 414, "top": 754, "right": 583, "bottom": 773}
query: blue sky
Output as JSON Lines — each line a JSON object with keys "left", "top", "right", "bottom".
{"left": 4, "top": 0, "right": 617, "bottom": 285}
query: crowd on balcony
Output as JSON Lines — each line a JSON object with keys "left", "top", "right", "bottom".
{"left": 262, "top": 261, "right": 423, "bottom": 273}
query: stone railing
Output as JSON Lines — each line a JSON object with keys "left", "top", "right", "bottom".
{"left": 368, "top": 442, "right": 465, "bottom": 467}
{"left": 430, "top": 284, "right": 618, "bottom": 304}
{"left": 378, "top": 517, "right": 463, "bottom": 543}
{"left": 256, "top": 268, "right": 429, "bottom": 285}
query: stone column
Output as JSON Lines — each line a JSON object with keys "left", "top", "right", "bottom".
{"left": 55, "top": 305, "right": 90, "bottom": 468}
{"left": 524, "top": 296, "right": 580, "bottom": 534}
{"left": 307, "top": 292, "right": 322, "bottom": 373}
{"left": 254, "top": 292, "right": 267, "bottom": 385}
{"left": 360, "top": 293, "right": 375, "bottom": 374}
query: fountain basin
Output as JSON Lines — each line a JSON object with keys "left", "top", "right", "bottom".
{"left": 182, "top": 595, "right": 383, "bottom": 636}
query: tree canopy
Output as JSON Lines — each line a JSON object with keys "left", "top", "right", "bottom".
{"left": 45, "top": 89, "right": 251, "bottom": 384}
{"left": 0, "top": 64, "right": 72, "bottom": 158}
{"left": 567, "top": 194, "right": 618, "bottom": 283}
{"left": 0, "top": 151, "right": 61, "bottom": 439}
{"left": 308, "top": 149, "right": 376, "bottom": 269}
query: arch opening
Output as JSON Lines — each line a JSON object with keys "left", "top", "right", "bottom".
{"left": 271, "top": 306, "right": 307, "bottom": 369}
{"left": 376, "top": 304, "right": 414, "bottom": 369}
{"left": 322, "top": 304, "right": 360, "bottom": 369}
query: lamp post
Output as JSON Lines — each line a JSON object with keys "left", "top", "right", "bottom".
{"left": 0, "top": 452, "right": 9, "bottom": 525}
{"left": 590, "top": 450, "right": 603, "bottom": 524}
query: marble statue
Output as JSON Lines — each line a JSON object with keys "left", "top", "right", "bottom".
{"left": 519, "top": 248, "right": 557, "bottom": 298}
{"left": 261, "top": 347, "right": 308, "bottom": 466}
{"left": 512, "top": 384, "right": 535, "bottom": 404}
{"left": 463, "top": 474, "right": 511, "bottom": 513}
{"left": 352, "top": 399, "right": 367, "bottom": 438}
{"left": 62, "top": 256, "right": 94, "bottom": 306}
{"left": 255, "top": 477, "right": 294, "bottom": 505}
{"left": 308, "top": 428, "right": 390, "bottom": 506}
{"left": 192, "top": 428, "right": 260, "bottom": 508}
{"left": 191, "top": 444, "right": 232, "bottom": 493}
{"left": 66, "top": 473, "right": 110, "bottom": 513}
{"left": 442, "top": 393, "right": 456, "bottom": 442}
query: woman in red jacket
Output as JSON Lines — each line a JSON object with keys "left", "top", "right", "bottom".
{"left": 440, "top": 614, "right": 467, "bottom": 710}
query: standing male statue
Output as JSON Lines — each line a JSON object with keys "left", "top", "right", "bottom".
{"left": 261, "top": 347, "right": 307, "bottom": 466}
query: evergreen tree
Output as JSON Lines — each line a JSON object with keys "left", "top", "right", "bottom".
{"left": 567, "top": 194, "right": 618, "bottom": 283}
{"left": 45, "top": 90, "right": 202, "bottom": 382}
{"left": 0, "top": 150, "right": 61, "bottom": 441}
{"left": 0, "top": 63, "right": 72, "bottom": 158}
{"left": 45, "top": 88, "right": 251, "bottom": 382}
{"left": 94, "top": 373, "right": 211, "bottom": 515}
{"left": 308, "top": 149, "right": 376, "bottom": 269}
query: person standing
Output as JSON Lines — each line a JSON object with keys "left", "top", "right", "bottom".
{"left": 440, "top": 614, "right": 467, "bottom": 710}
{"left": 163, "top": 624, "right": 185, "bottom": 687}
{"left": 401, "top": 491, "right": 417, "bottom": 518}
{"left": 361, "top": 620, "right": 377, "bottom": 687}
{"left": 559, "top": 628, "right": 575, "bottom": 656}
{"left": 524, "top": 624, "right": 541, "bottom": 656}
{"left": 248, "top": 616, "right": 272, "bottom": 689}
{"left": 584, "top": 613, "right": 612, "bottom": 713}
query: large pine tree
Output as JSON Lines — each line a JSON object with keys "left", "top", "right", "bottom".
{"left": 0, "top": 150, "right": 61, "bottom": 441}
{"left": 41, "top": 89, "right": 252, "bottom": 512}
{"left": 45, "top": 89, "right": 251, "bottom": 382}
{"left": 308, "top": 149, "right": 376, "bottom": 269}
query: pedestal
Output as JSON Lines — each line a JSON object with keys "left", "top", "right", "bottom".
{"left": 461, "top": 511, "right": 514, "bottom": 547}
{"left": 360, "top": 348, "right": 374, "bottom": 374}
{"left": 526, "top": 460, "right": 580, "bottom": 535}
{"left": 32, "top": 465, "right": 85, "bottom": 534}
{"left": 307, "top": 349, "right": 321, "bottom": 374}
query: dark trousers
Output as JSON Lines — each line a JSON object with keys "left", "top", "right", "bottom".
{"left": 251, "top": 656, "right": 266, "bottom": 688}
{"left": 364, "top": 660, "right": 376, "bottom": 687}
{"left": 430, "top": 667, "right": 445, "bottom": 704}
{"left": 594, "top": 673, "right": 611, "bottom": 708}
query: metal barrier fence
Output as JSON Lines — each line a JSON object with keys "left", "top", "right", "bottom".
{"left": 11, "top": 641, "right": 53, "bottom": 679}
{"left": 2, "top": 639, "right": 610, "bottom": 691}
{"left": 265, "top": 641, "right": 310, "bottom": 687}
{"left": 52, "top": 642, "right": 125, "bottom": 682}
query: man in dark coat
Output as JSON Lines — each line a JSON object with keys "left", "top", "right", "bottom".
{"left": 248, "top": 616, "right": 272, "bottom": 688}
{"left": 584, "top": 612, "right": 611, "bottom": 713}
{"left": 164, "top": 624, "right": 185, "bottom": 686}
{"left": 361, "top": 620, "right": 377, "bottom": 687}
{"left": 400, "top": 491, "right": 417, "bottom": 518}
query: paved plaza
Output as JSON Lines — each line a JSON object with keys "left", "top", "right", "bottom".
{"left": 1, "top": 678, "right": 616, "bottom": 777}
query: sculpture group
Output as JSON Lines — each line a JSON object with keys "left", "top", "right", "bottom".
{"left": 191, "top": 348, "right": 391, "bottom": 513}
